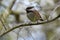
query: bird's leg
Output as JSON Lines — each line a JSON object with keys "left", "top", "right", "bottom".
{"left": 46, "top": 15, "right": 49, "bottom": 22}
{"left": 28, "top": 21, "right": 32, "bottom": 27}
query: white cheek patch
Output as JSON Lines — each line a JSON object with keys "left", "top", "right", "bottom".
{"left": 29, "top": 8, "right": 35, "bottom": 11}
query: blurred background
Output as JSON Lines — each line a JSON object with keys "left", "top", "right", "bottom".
{"left": 0, "top": 0, "right": 60, "bottom": 40}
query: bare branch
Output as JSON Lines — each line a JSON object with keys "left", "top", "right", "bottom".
{"left": 0, "top": 18, "right": 7, "bottom": 30}
{"left": 0, "top": 14, "right": 60, "bottom": 37}
{"left": 9, "top": 0, "right": 16, "bottom": 10}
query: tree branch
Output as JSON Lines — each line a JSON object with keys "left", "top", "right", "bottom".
{"left": 0, "top": 15, "right": 60, "bottom": 37}
{"left": 0, "top": 18, "right": 7, "bottom": 30}
{"left": 9, "top": 0, "right": 16, "bottom": 10}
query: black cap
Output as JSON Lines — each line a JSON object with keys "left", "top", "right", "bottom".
{"left": 26, "top": 6, "right": 34, "bottom": 13}
{"left": 26, "top": 6, "right": 34, "bottom": 10}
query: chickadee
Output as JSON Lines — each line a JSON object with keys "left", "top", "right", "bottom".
{"left": 26, "top": 6, "right": 43, "bottom": 22}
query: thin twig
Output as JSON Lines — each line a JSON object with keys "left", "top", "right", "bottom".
{"left": 2, "top": 16, "right": 11, "bottom": 30}
{"left": 9, "top": 0, "right": 16, "bottom": 10}
{"left": 0, "top": 17, "right": 7, "bottom": 30}
{"left": 0, "top": 14, "right": 60, "bottom": 37}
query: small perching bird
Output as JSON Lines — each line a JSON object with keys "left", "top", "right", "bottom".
{"left": 26, "top": 6, "right": 43, "bottom": 22}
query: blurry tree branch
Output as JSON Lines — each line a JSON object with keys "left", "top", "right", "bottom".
{"left": 0, "top": 14, "right": 60, "bottom": 37}
{"left": 9, "top": 0, "right": 16, "bottom": 10}
{"left": 0, "top": 0, "right": 60, "bottom": 39}
{"left": 0, "top": 0, "right": 16, "bottom": 30}
{"left": 0, "top": 18, "right": 7, "bottom": 30}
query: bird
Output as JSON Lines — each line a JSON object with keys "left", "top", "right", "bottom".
{"left": 26, "top": 6, "right": 43, "bottom": 22}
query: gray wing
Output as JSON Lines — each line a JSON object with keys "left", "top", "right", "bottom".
{"left": 27, "top": 12, "right": 36, "bottom": 22}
